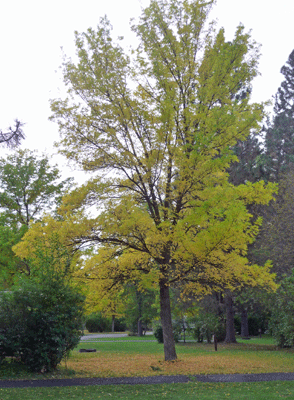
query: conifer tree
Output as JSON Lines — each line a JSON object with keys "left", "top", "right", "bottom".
{"left": 264, "top": 49, "right": 294, "bottom": 181}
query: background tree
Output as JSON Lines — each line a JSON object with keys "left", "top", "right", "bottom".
{"left": 254, "top": 48, "right": 294, "bottom": 276}
{"left": 223, "top": 132, "right": 269, "bottom": 343}
{"left": 269, "top": 270, "right": 294, "bottom": 348}
{"left": 0, "top": 119, "right": 25, "bottom": 149}
{"left": 0, "top": 149, "right": 72, "bottom": 285}
{"left": 264, "top": 49, "right": 294, "bottom": 181}
{"left": 47, "top": 0, "right": 277, "bottom": 361}
{"left": 0, "top": 149, "right": 72, "bottom": 226}
{"left": 258, "top": 170, "right": 294, "bottom": 276}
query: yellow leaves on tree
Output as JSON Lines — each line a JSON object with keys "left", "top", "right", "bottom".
{"left": 19, "top": 0, "right": 279, "bottom": 360}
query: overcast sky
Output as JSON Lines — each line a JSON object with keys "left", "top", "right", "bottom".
{"left": 0, "top": 0, "right": 293, "bottom": 178}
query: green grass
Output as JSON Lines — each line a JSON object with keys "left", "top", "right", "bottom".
{"left": 1, "top": 381, "right": 294, "bottom": 400}
{"left": 1, "top": 335, "right": 294, "bottom": 398}
{"left": 1, "top": 335, "right": 293, "bottom": 381}
{"left": 77, "top": 339, "right": 163, "bottom": 353}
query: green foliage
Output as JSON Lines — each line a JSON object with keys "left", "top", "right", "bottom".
{"left": 0, "top": 238, "right": 85, "bottom": 372}
{"left": 153, "top": 325, "right": 164, "bottom": 343}
{"left": 234, "top": 312, "right": 268, "bottom": 336}
{"left": 85, "top": 312, "right": 110, "bottom": 333}
{"left": 264, "top": 49, "right": 294, "bottom": 181}
{"left": 122, "top": 286, "right": 158, "bottom": 334}
{"left": 0, "top": 277, "right": 85, "bottom": 372}
{"left": 85, "top": 313, "right": 127, "bottom": 333}
{"left": 190, "top": 312, "right": 226, "bottom": 343}
{"left": 0, "top": 149, "right": 72, "bottom": 226}
{"left": 0, "top": 149, "right": 72, "bottom": 288}
{"left": 153, "top": 322, "right": 180, "bottom": 343}
{"left": 269, "top": 272, "right": 294, "bottom": 347}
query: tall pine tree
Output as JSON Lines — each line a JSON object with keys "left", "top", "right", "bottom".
{"left": 264, "top": 49, "right": 294, "bottom": 181}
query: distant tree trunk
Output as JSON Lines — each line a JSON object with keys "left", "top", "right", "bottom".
{"left": 138, "top": 319, "right": 143, "bottom": 336}
{"left": 112, "top": 315, "right": 115, "bottom": 332}
{"left": 159, "top": 277, "right": 177, "bottom": 361}
{"left": 224, "top": 295, "right": 237, "bottom": 343}
{"left": 137, "top": 290, "right": 143, "bottom": 336}
{"left": 241, "top": 307, "right": 249, "bottom": 338}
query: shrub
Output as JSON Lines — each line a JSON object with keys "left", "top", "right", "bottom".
{"left": 153, "top": 323, "right": 180, "bottom": 343}
{"left": 85, "top": 313, "right": 110, "bottom": 333}
{"left": 114, "top": 317, "right": 127, "bottom": 332}
{"left": 191, "top": 313, "right": 225, "bottom": 343}
{"left": 154, "top": 325, "right": 163, "bottom": 343}
{"left": 0, "top": 277, "right": 85, "bottom": 372}
{"left": 85, "top": 314, "right": 127, "bottom": 333}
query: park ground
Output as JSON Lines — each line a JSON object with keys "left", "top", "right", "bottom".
{"left": 1, "top": 334, "right": 294, "bottom": 399}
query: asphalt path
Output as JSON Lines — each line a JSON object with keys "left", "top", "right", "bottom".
{"left": 80, "top": 332, "right": 153, "bottom": 340}
{"left": 2, "top": 373, "right": 294, "bottom": 388}
{"left": 80, "top": 333, "right": 129, "bottom": 340}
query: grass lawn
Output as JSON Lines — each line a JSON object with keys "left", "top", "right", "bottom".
{"left": 1, "top": 335, "right": 294, "bottom": 399}
{"left": 60, "top": 335, "right": 294, "bottom": 378}
{"left": 1, "top": 335, "right": 294, "bottom": 380}
{"left": 1, "top": 381, "right": 294, "bottom": 399}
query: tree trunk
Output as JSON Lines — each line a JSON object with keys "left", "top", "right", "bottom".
{"left": 137, "top": 290, "right": 143, "bottom": 336}
{"left": 224, "top": 295, "right": 237, "bottom": 343}
{"left": 159, "top": 278, "right": 177, "bottom": 361}
{"left": 138, "top": 319, "right": 143, "bottom": 336}
{"left": 241, "top": 307, "right": 249, "bottom": 338}
{"left": 111, "top": 315, "right": 115, "bottom": 333}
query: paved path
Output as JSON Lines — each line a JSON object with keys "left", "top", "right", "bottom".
{"left": 80, "top": 332, "right": 154, "bottom": 340}
{"left": 81, "top": 333, "right": 129, "bottom": 340}
{"left": 1, "top": 373, "right": 294, "bottom": 388}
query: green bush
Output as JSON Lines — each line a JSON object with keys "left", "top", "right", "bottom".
{"left": 85, "top": 313, "right": 110, "bottom": 333}
{"left": 114, "top": 317, "right": 127, "bottom": 332}
{"left": 269, "top": 274, "right": 294, "bottom": 348}
{"left": 190, "top": 313, "right": 225, "bottom": 343}
{"left": 0, "top": 278, "right": 85, "bottom": 372}
{"left": 153, "top": 323, "right": 180, "bottom": 343}
{"left": 85, "top": 314, "right": 127, "bottom": 333}
{"left": 234, "top": 314, "right": 268, "bottom": 337}
{"left": 154, "top": 325, "right": 163, "bottom": 343}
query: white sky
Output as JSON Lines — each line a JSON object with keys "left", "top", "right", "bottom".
{"left": 0, "top": 0, "right": 293, "bottom": 179}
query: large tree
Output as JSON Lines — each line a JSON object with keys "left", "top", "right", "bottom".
{"left": 47, "top": 0, "right": 276, "bottom": 361}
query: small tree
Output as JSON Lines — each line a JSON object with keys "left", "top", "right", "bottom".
{"left": 0, "top": 240, "right": 85, "bottom": 372}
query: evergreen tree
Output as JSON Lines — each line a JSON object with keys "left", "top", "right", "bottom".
{"left": 264, "top": 49, "right": 294, "bottom": 181}
{"left": 255, "top": 49, "right": 294, "bottom": 276}
{"left": 229, "top": 132, "right": 265, "bottom": 186}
